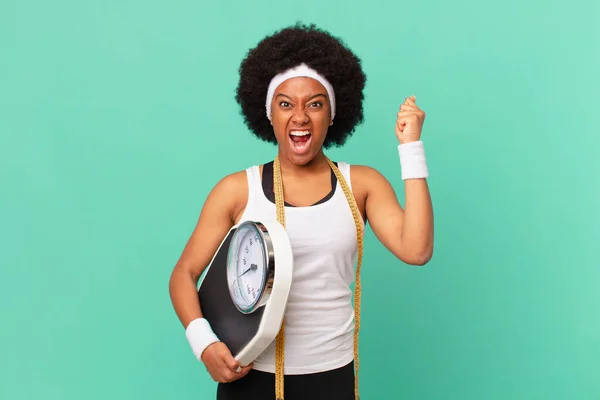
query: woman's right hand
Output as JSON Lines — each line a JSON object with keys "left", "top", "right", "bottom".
{"left": 201, "top": 342, "right": 253, "bottom": 383}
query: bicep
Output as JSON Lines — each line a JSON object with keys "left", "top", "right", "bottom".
{"left": 174, "top": 175, "right": 243, "bottom": 282}
{"left": 362, "top": 168, "right": 406, "bottom": 257}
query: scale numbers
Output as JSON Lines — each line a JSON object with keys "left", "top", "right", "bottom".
{"left": 226, "top": 222, "right": 269, "bottom": 313}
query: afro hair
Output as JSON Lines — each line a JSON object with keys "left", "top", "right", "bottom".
{"left": 235, "top": 23, "right": 367, "bottom": 148}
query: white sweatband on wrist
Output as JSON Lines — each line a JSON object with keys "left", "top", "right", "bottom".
{"left": 398, "top": 140, "right": 429, "bottom": 180}
{"left": 185, "top": 318, "right": 219, "bottom": 361}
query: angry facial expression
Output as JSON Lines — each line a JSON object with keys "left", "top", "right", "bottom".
{"left": 269, "top": 77, "right": 333, "bottom": 166}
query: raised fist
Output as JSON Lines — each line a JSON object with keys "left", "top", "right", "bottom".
{"left": 396, "top": 95, "right": 426, "bottom": 144}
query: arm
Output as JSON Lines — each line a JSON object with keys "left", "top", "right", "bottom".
{"left": 168, "top": 171, "right": 253, "bottom": 381}
{"left": 362, "top": 95, "right": 434, "bottom": 265}
{"left": 362, "top": 167, "right": 433, "bottom": 265}
{"left": 168, "top": 173, "right": 241, "bottom": 328}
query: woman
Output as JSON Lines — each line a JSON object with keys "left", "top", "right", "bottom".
{"left": 169, "top": 23, "right": 434, "bottom": 400}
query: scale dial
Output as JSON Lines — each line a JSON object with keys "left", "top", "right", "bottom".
{"left": 226, "top": 221, "right": 274, "bottom": 314}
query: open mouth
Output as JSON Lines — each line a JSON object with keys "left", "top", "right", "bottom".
{"left": 289, "top": 130, "right": 312, "bottom": 154}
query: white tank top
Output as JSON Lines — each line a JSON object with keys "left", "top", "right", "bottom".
{"left": 238, "top": 162, "right": 362, "bottom": 375}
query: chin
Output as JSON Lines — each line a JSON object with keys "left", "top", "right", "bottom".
{"left": 286, "top": 154, "right": 315, "bottom": 166}
{"left": 285, "top": 143, "right": 321, "bottom": 166}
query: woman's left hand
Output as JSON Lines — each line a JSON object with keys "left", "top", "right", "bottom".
{"left": 395, "top": 95, "right": 426, "bottom": 144}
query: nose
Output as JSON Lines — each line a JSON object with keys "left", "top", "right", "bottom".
{"left": 291, "top": 107, "right": 309, "bottom": 124}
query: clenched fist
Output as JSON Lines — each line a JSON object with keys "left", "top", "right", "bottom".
{"left": 201, "top": 342, "right": 253, "bottom": 383}
{"left": 396, "top": 95, "right": 426, "bottom": 144}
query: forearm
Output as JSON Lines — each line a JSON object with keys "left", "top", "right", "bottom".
{"left": 169, "top": 267, "right": 203, "bottom": 328}
{"left": 396, "top": 139, "right": 433, "bottom": 264}
{"left": 400, "top": 178, "right": 434, "bottom": 264}
{"left": 169, "top": 266, "right": 221, "bottom": 360}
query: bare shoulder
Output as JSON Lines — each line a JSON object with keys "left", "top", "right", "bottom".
{"left": 349, "top": 164, "right": 392, "bottom": 193}
{"left": 207, "top": 169, "right": 249, "bottom": 224}
{"left": 347, "top": 164, "right": 395, "bottom": 222}
{"left": 212, "top": 169, "right": 248, "bottom": 196}
{"left": 349, "top": 164, "right": 387, "bottom": 181}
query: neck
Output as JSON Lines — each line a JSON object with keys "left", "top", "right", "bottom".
{"left": 276, "top": 149, "right": 330, "bottom": 178}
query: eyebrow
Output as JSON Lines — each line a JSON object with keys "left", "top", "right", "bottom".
{"left": 276, "top": 93, "right": 327, "bottom": 101}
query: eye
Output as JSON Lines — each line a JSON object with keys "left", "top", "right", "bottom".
{"left": 309, "top": 101, "right": 323, "bottom": 108}
{"left": 279, "top": 101, "right": 290, "bottom": 107}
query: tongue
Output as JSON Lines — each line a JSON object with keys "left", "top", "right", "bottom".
{"left": 291, "top": 134, "right": 310, "bottom": 143}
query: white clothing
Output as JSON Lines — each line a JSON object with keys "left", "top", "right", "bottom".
{"left": 238, "top": 162, "right": 362, "bottom": 375}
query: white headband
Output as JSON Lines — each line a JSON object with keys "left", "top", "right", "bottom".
{"left": 265, "top": 63, "right": 336, "bottom": 121}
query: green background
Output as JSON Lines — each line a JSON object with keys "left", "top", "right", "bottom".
{"left": 1, "top": 0, "right": 598, "bottom": 399}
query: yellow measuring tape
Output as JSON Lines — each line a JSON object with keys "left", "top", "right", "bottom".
{"left": 273, "top": 155, "right": 364, "bottom": 400}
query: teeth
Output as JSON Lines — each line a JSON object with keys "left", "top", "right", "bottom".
{"left": 290, "top": 130, "right": 311, "bottom": 136}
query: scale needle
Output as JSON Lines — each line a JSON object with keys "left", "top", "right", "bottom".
{"left": 239, "top": 263, "right": 258, "bottom": 277}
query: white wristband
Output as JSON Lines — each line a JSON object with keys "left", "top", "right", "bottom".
{"left": 185, "top": 318, "right": 220, "bottom": 361}
{"left": 398, "top": 140, "right": 429, "bottom": 180}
